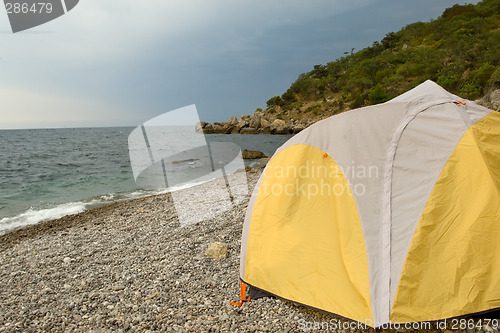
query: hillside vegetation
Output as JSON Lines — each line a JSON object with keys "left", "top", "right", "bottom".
{"left": 263, "top": 0, "right": 500, "bottom": 123}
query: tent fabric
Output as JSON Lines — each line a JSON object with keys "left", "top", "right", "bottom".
{"left": 238, "top": 80, "right": 500, "bottom": 327}
{"left": 391, "top": 112, "right": 500, "bottom": 322}
{"left": 244, "top": 144, "right": 373, "bottom": 321}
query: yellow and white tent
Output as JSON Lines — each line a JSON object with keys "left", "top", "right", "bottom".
{"left": 238, "top": 80, "right": 500, "bottom": 327}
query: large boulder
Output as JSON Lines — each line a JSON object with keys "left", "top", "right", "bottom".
{"left": 202, "top": 123, "right": 214, "bottom": 134}
{"left": 260, "top": 117, "right": 271, "bottom": 128}
{"left": 221, "top": 122, "right": 235, "bottom": 134}
{"left": 242, "top": 149, "right": 267, "bottom": 159}
{"left": 491, "top": 89, "right": 500, "bottom": 110}
{"left": 249, "top": 114, "right": 262, "bottom": 129}
{"left": 211, "top": 123, "right": 224, "bottom": 133}
{"left": 270, "top": 119, "right": 289, "bottom": 134}
{"left": 236, "top": 118, "right": 248, "bottom": 130}
{"left": 227, "top": 115, "right": 238, "bottom": 126}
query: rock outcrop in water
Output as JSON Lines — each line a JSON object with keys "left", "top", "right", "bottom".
{"left": 196, "top": 111, "right": 312, "bottom": 135}
{"left": 197, "top": 87, "right": 499, "bottom": 136}
{"left": 241, "top": 150, "right": 267, "bottom": 160}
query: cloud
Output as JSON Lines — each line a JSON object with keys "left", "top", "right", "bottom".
{"left": 3, "top": 0, "right": 378, "bottom": 64}
{"left": 0, "top": 0, "right": 379, "bottom": 126}
{"left": 1, "top": 0, "right": 479, "bottom": 128}
{"left": 0, "top": 85, "right": 136, "bottom": 129}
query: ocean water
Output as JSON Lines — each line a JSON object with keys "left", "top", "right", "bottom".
{"left": 0, "top": 127, "right": 292, "bottom": 235}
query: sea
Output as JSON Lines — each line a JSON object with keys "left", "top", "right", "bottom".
{"left": 0, "top": 127, "right": 292, "bottom": 235}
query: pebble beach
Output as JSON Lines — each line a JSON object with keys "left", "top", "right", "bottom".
{"left": 0, "top": 168, "right": 334, "bottom": 332}
{"left": 0, "top": 167, "right": 496, "bottom": 332}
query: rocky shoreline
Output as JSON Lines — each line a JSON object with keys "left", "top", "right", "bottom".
{"left": 0, "top": 166, "right": 496, "bottom": 332}
{"left": 196, "top": 89, "right": 500, "bottom": 136}
{"left": 196, "top": 111, "right": 314, "bottom": 135}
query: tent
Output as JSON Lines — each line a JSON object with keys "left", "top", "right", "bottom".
{"left": 237, "top": 80, "right": 500, "bottom": 327}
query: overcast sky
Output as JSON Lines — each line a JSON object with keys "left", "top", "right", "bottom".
{"left": 0, "top": 0, "right": 478, "bottom": 129}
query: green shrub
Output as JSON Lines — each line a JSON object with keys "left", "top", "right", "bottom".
{"left": 368, "top": 84, "right": 390, "bottom": 105}
{"left": 266, "top": 96, "right": 284, "bottom": 107}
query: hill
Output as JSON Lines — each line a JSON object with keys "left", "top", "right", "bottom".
{"left": 198, "top": 0, "right": 500, "bottom": 134}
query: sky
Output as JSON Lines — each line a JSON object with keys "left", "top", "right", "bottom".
{"left": 0, "top": 0, "right": 479, "bottom": 129}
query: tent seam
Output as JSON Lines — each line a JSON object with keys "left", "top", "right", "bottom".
{"left": 454, "top": 103, "right": 474, "bottom": 128}
{"left": 380, "top": 98, "right": 453, "bottom": 325}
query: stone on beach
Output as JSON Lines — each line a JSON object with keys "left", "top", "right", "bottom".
{"left": 205, "top": 242, "right": 228, "bottom": 260}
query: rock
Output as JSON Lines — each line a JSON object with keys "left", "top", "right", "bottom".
{"left": 260, "top": 117, "right": 272, "bottom": 134}
{"left": 221, "top": 123, "right": 234, "bottom": 134}
{"left": 240, "top": 127, "right": 259, "bottom": 134}
{"left": 477, "top": 89, "right": 500, "bottom": 111}
{"left": 212, "top": 124, "right": 223, "bottom": 133}
{"left": 249, "top": 114, "right": 261, "bottom": 129}
{"left": 242, "top": 149, "right": 267, "bottom": 159}
{"left": 204, "top": 242, "right": 228, "bottom": 260}
{"left": 227, "top": 116, "right": 238, "bottom": 126}
{"left": 260, "top": 117, "right": 271, "bottom": 128}
{"left": 270, "top": 119, "right": 289, "bottom": 134}
{"left": 240, "top": 114, "right": 251, "bottom": 120}
{"left": 195, "top": 121, "right": 206, "bottom": 133}
{"left": 202, "top": 123, "right": 214, "bottom": 134}
{"left": 236, "top": 118, "right": 248, "bottom": 130}
{"left": 63, "top": 257, "right": 72, "bottom": 264}
{"left": 491, "top": 89, "right": 500, "bottom": 110}
{"left": 292, "top": 124, "right": 305, "bottom": 134}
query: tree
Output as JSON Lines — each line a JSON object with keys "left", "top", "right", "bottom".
{"left": 369, "top": 84, "right": 390, "bottom": 105}
{"left": 266, "top": 96, "right": 284, "bottom": 108}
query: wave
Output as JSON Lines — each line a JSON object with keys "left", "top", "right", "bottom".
{"left": 0, "top": 202, "right": 87, "bottom": 235}
{"left": 0, "top": 178, "right": 213, "bottom": 235}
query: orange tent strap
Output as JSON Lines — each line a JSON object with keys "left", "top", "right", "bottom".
{"left": 230, "top": 281, "right": 251, "bottom": 307}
